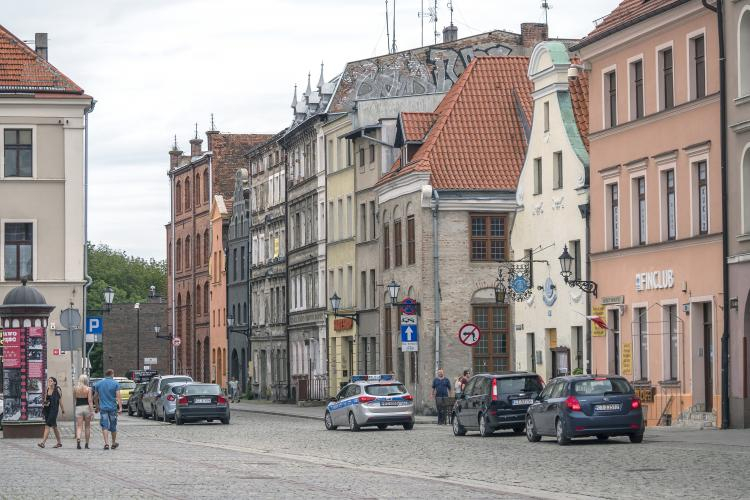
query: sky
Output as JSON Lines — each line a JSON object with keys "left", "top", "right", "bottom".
{"left": 3, "top": 0, "right": 621, "bottom": 261}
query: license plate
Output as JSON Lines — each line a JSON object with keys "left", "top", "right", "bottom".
{"left": 512, "top": 399, "right": 534, "bottom": 405}
{"left": 380, "top": 401, "right": 400, "bottom": 406}
{"left": 594, "top": 403, "right": 621, "bottom": 411}
{"left": 194, "top": 398, "right": 211, "bottom": 404}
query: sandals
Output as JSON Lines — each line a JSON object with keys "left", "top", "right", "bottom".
{"left": 103, "top": 444, "right": 109, "bottom": 450}
{"left": 53, "top": 443, "right": 62, "bottom": 448}
{"left": 111, "top": 442, "right": 119, "bottom": 450}
{"left": 37, "top": 442, "right": 45, "bottom": 448}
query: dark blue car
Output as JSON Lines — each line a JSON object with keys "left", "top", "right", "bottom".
{"left": 525, "top": 375, "right": 644, "bottom": 445}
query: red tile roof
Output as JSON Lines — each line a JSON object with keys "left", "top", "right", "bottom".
{"left": 568, "top": 59, "right": 590, "bottom": 152}
{"left": 574, "top": 0, "right": 689, "bottom": 49}
{"left": 400, "top": 112, "right": 438, "bottom": 142}
{"left": 378, "top": 56, "right": 532, "bottom": 191}
{"left": 0, "top": 24, "right": 84, "bottom": 95}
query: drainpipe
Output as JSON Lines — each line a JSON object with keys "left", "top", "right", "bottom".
{"left": 702, "top": 0, "right": 729, "bottom": 428}
{"left": 82, "top": 99, "right": 96, "bottom": 375}
{"left": 431, "top": 189, "right": 441, "bottom": 375}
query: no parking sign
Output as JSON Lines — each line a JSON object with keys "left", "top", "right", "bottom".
{"left": 457, "top": 323, "right": 481, "bottom": 347}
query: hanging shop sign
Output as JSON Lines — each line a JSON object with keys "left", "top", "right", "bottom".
{"left": 591, "top": 305, "right": 606, "bottom": 337}
{"left": 621, "top": 342, "right": 632, "bottom": 376}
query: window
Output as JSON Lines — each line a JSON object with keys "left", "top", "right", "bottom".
{"left": 195, "top": 173, "right": 201, "bottom": 205}
{"left": 605, "top": 70, "right": 617, "bottom": 128}
{"left": 176, "top": 239, "right": 182, "bottom": 270}
{"left": 383, "top": 223, "right": 390, "bottom": 269}
{"left": 337, "top": 199, "right": 343, "bottom": 240}
{"left": 359, "top": 148, "right": 365, "bottom": 167}
{"left": 369, "top": 269, "right": 376, "bottom": 308}
{"left": 369, "top": 201, "right": 376, "bottom": 240}
{"left": 472, "top": 305, "right": 509, "bottom": 373}
{"left": 609, "top": 183, "right": 620, "bottom": 250}
{"left": 204, "top": 170, "right": 209, "bottom": 202}
{"left": 394, "top": 219, "right": 402, "bottom": 267}
{"left": 741, "top": 11, "right": 750, "bottom": 97}
{"left": 697, "top": 161, "right": 709, "bottom": 234}
{"left": 3, "top": 223, "right": 32, "bottom": 280}
{"left": 369, "top": 144, "right": 375, "bottom": 163}
{"left": 570, "top": 239, "right": 581, "bottom": 281}
{"left": 470, "top": 215, "right": 506, "bottom": 262}
{"left": 241, "top": 245, "right": 246, "bottom": 279}
{"left": 636, "top": 307, "right": 648, "bottom": 381}
{"left": 347, "top": 196, "right": 353, "bottom": 238}
{"left": 543, "top": 101, "right": 550, "bottom": 132}
{"left": 4, "top": 129, "right": 32, "bottom": 177}
{"left": 196, "top": 284, "right": 202, "bottom": 315}
{"left": 195, "top": 234, "right": 201, "bottom": 268}
{"left": 360, "top": 271, "right": 367, "bottom": 308}
{"left": 636, "top": 177, "right": 647, "bottom": 245}
{"left": 175, "top": 181, "right": 182, "bottom": 213}
{"left": 533, "top": 158, "right": 542, "bottom": 195}
{"left": 359, "top": 203, "right": 366, "bottom": 242}
{"left": 185, "top": 179, "right": 191, "bottom": 209}
{"left": 407, "top": 215, "right": 415, "bottom": 265}
{"left": 204, "top": 229, "right": 209, "bottom": 265}
{"left": 692, "top": 35, "right": 706, "bottom": 99}
{"left": 630, "top": 59, "right": 644, "bottom": 119}
{"left": 185, "top": 236, "right": 191, "bottom": 269}
{"left": 204, "top": 285, "right": 209, "bottom": 316}
{"left": 553, "top": 152, "right": 563, "bottom": 190}
{"left": 665, "top": 169, "right": 676, "bottom": 240}
{"left": 659, "top": 48, "right": 674, "bottom": 110}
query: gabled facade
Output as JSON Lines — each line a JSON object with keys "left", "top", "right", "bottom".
{"left": 511, "top": 41, "right": 590, "bottom": 381}
{"left": 209, "top": 194, "right": 230, "bottom": 388}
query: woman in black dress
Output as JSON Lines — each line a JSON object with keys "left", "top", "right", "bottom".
{"left": 38, "top": 377, "right": 65, "bottom": 448}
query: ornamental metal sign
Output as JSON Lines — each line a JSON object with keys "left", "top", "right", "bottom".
{"left": 506, "top": 264, "right": 533, "bottom": 302}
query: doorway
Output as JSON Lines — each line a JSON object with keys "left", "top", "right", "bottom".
{"left": 608, "top": 310, "right": 620, "bottom": 375}
{"left": 527, "top": 333, "right": 536, "bottom": 372}
{"left": 703, "top": 302, "right": 713, "bottom": 412}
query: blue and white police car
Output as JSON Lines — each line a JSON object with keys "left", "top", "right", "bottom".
{"left": 324, "top": 375, "right": 415, "bottom": 431}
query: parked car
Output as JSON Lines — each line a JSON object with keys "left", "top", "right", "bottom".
{"left": 154, "top": 382, "right": 190, "bottom": 422}
{"left": 141, "top": 375, "right": 193, "bottom": 418}
{"left": 525, "top": 375, "right": 644, "bottom": 445}
{"left": 175, "top": 383, "right": 230, "bottom": 425}
{"left": 452, "top": 372, "right": 544, "bottom": 437}
{"left": 127, "top": 383, "right": 147, "bottom": 416}
{"left": 114, "top": 377, "right": 136, "bottom": 405}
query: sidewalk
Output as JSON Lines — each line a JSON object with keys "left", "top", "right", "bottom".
{"left": 230, "top": 399, "right": 435, "bottom": 424}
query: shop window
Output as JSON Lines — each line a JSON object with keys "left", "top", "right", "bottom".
{"left": 635, "top": 307, "right": 648, "bottom": 381}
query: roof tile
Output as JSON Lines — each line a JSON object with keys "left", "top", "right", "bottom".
{"left": 400, "top": 112, "right": 438, "bottom": 142}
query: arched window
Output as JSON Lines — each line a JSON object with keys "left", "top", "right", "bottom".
{"left": 195, "top": 234, "right": 201, "bottom": 268}
{"left": 185, "top": 178, "right": 191, "bottom": 209}
{"left": 741, "top": 9, "right": 750, "bottom": 97}
{"left": 243, "top": 302, "right": 248, "bottom": 324}
{"left": 176, "top": 293, "right": 182, "bottom": 337}
{"left": 205, "top": 284, "right": 210, "bottom": 314}
{"left": 204, "top": 169, "right": 209, "bottom": 202}
{"left": 204, "top": 229, "right": 209, "bottom": 265}
{"left": 176, "top": 239, "right": 182, "bottom": 270}
{"left": 196, "top": 284, "right": 202, "bottom": 315}
{"left": 195, "top": 173, "right": 201, "bottom": 205}
{"left": 743, "top": 145, "right": 750, "bottom": 233}
{"left": 175, "top": 181, "right": 182, "bottom": 213}
{"left": 185, "top": 236, "right": 191, "bottom": 269}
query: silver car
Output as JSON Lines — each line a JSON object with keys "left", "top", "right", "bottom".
{"left": 154, "top": 382, "right": 189, "bottom": 423}
{"left": 324, "top": 375, "right": 415, "bottom": 431}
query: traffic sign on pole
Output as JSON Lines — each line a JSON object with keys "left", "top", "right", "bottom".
{"left": 458, "top": 323, "right": 481, "bottom": 347}
{"left": 172, "top": 337, "right": 181, "bottom": 347}
{"left": 401, "top": 312, "right": 418, "bottom": 351}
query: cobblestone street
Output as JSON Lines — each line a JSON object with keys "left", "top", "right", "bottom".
{"left": 3, "top": 407, "right": 750, "bottom": 499}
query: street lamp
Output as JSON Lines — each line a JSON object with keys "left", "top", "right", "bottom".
{"left": 558, "top": 245, "right": 598, "bottom": 297}
{"left": 329, "top": 292, "right": 358, "bottom": 323}
{"left": 227, "top": 312, "right": 235, "bottom": 328}
{"left": 386, "top": 280, "right": 400, "bottom": 305}
{"left": 494, "top": 280, "right": 507, "bottom": 304}
{"left": 103, "top": 286, "right": 114, "bottom": 312}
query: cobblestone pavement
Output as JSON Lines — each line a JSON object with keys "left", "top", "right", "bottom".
{"left": 2, "top": 411, "right": 749, "bottom": 499}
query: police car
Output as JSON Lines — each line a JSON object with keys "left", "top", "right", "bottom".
{"left": 324, "top": 375, "right": 415, "bottom": 431}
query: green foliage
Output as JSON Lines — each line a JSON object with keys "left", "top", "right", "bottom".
{"left": 86, "top": 243, "right": 166, "bottom": 310}
{"left": 572, "top": 367, "right": 584, "bottom": 375}
{"left": 89, "top": 343, "right": 103, "bottom": 378}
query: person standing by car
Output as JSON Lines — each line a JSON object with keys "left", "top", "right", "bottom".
{"left": 73, "top": 375, "right": 94, "bottom": 449}
{"left": 455, "top": 370, "right": 470, "bottom": 397}
{"left": 95, "top": 369, "right": 122, "bottom": 450}
{"left": 431, "top": 368, "right": 451, "bottom": 425}
{"left": 38, "top": 377, "right": 64, "bottom": 448}
{"left": 228, "top": 378, "right": 239, "bottom": 403}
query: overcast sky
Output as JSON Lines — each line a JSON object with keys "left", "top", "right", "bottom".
{"left": 4, "top": 0, "right": 620, "bottom": 260}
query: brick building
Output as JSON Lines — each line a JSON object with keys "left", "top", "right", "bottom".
{"left": 101, "top": 297, "right": 170, "bottom": 377}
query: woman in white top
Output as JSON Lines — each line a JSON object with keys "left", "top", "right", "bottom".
{"left": 73, "top": 374, "right": 94, "bottom": 449}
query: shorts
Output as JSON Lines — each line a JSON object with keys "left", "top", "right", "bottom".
{"left": 100, "top": 410, "right": 118, "bottom": 432}
{"left": 75, "top": 405, "right": 92, "bottom": 419}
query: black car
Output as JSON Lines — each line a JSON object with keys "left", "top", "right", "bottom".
{"left": 525, "top": 375, "right": 644, "bottom": 445}
{"left": 175, "top": 383, "right": 230, "bottom": 425}
{"left": 127, "top": 383, "right": 147, "bottom": 416}
{"left": 452, "top": 372, "right": 544, "bottom": 437}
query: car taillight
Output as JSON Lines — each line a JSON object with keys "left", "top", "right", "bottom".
{"left": 565, "top": 396, "right": 581, "bottom": 411}
{"left": 178, "top": 396, "right": 188, "bottom": 405}
{"left": 217, "top": 395, "right": 227, "bottom": 405}
{"left": 491, "top": 379, "right": 498, "bottom": 401}
{"left": 402, "top": 394, "right": 413, "bottom": 401}
{"left": 166, "top": 394, "right": 175, "bottom": 402}
{"left": 358, "top": 395, "right": 377, "bottom": 403}
{"left": 631, "top": 398, "right": 641, "bottom": 410}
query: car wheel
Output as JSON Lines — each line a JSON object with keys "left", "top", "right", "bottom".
{"left": 555, "top": 418, "right": 570, "bottom": 446}
{"left": 377, "top": 424, "right": 388, "bottom": 430}
{"left": 596, "top": 434, "right": 609, "bottom": 441}
{"left": 403, "top": 422, "right": 414, "bottom": 430}
{"left": 221, "top": 417, "right": 230, "bottom": 424}
{"left": 479, "top": 413, "right": 493, "bottom": 437}
{"left": 176, "top": 414, "right": 184, "bottom": 425}
{"left": 452, "top": 414, "right": 466, "bottom": 436}
{"left": 127, "top": 405, "right": 134, "bottom": 417}
{"left": 629, "top": 433, "right": 644, "bottom": 443}
{"left": 348, "top": 412, "right": 361, "bottom": 432}
{"left": 526, "top": 415, "right": 541, "bottom": 442}
{"left": 324, "top": 411, "right": 337, "bottom": 430}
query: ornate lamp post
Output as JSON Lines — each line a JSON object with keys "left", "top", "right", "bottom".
{"left": 558, "top": 245, "right": 598, "bottom": 297}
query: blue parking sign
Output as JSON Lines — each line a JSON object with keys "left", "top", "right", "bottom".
{"left": 87, "top": 316, "right": 103, "bottom": 334}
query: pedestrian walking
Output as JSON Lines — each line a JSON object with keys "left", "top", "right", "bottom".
{"left": 38, "top": 377, "right": 64, "bottom": 448}
{"left": 431, "top": 368, "right": 451, "bottom": 425}
{"left": 228, "top": 378, "right": 240, "bottom": 403}
{"left": 456, "top": 369, "right": 470, "bottom": 397}
{"left": 94, "top": 369, "right": 122, "bottom": 450}
{"left": 73, "top": 374, "right": 94, "bottom": 449}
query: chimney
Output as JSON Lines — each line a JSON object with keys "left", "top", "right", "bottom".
{"left": 206, "top": 113, "right": 219, "bottom": 152}
{"left": 443, "top": 25, "right": 458, "bottom": 43}
{"left": 35, "top": 33, "right": 48, "bottom": 61}
{"left": 169, "top": 136, "right": 183, "bottom": 170}
{"left": 521, "top": 22, "right": 548, "bottom": 49}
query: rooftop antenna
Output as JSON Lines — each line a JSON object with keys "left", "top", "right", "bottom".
{"left": 448, "top": 0, "right": 454, "bottom": 26}
{"left": 210, "top": 113, "right": 216, "bottom": 131}
{"left": 542, "top": 1, "right": 551, "bottom": 28}
{"left": 418, "top": 0, "right": 425, "bottom": 47}
{"left": 432, "top": 0, "right": 439, "bottom": 44}
{"left": 385, "top": 0, "right": 391, "bottom": 54}
{"left": 194, "top": 123, "right": 198, "bottom": 139}
{"left": 392, "top": 0, "right": 397, "bottom": 54}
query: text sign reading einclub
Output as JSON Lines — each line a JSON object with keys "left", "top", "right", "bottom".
{"left": 458, "top": 323, "right": 481, "bottom": 347}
